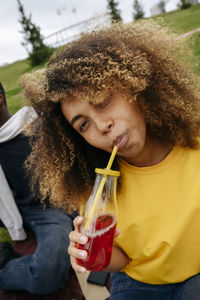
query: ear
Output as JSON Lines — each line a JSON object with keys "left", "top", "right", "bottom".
{"left": 0, "top": 92, "right": 5, "bottom": 107}
{"left": 0, "top": 92, "right": 3, "bottom": 105}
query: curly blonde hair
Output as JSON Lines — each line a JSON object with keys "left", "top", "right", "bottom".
{"left": 20, "top": 20, "right": 200, "bottom": 211}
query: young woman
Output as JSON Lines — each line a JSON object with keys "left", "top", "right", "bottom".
{"left": 20, "top": 20, "right": 200, "bottom": 299}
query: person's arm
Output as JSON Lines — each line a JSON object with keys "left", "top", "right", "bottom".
{"left": 0, "top": 164, "right": 27, "bottom": 241}
{"left": 68, "top": 215, "right": 130, "bottom": 273}
{"left": 105, "top": 244, "right": 130, "bottom": 272}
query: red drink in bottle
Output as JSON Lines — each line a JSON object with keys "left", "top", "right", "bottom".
{"left": 77, "top": 168, "right": 120, "bottom": 271}
{"left": 77, "top": 214, "right": 116, "bottom": 271}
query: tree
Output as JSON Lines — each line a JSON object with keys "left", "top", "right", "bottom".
{"left": 158, "top": 0, "right": 166, "bottom": 13}
{"left": 17, "top": 0, "right": 53, "bottom": 66}
{"left": 107, "top": 0, "right": 122, "bottom": 23}
{"left": 177, "top": 0, "right": 192, "bottom": 9}
{"left": 133, "top": 0, "right": 145, "bottom": 20}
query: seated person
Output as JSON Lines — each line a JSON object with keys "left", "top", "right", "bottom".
{"left": 0, "top": 82, "right": 76, "bottom": 295}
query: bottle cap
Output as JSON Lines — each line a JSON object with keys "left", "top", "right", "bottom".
{"left": 95, "top": 168, "right": 120, "bottom": 177}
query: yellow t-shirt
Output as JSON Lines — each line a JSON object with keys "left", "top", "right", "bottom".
{"left": 115, "top": 145, "right": 200, "bottom": 284}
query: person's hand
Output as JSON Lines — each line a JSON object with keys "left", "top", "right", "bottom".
{"left": 68, "top": 216, "right": 88, "bottom": 273}
{"left": 68, "top": 215, "right": 120, "bottom": 273}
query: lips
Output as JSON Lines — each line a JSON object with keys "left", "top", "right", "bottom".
{"left": 112, "top": 129, "right": 129, "bottom": 151}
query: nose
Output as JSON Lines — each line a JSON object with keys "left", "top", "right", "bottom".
{"left": 96, "top": 119, "right": 113, "bottom": 135}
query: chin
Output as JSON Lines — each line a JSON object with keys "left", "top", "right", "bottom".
{"left": 123, "top": 143, "right": 142, "bottom": 158}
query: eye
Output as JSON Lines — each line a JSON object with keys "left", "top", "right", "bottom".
{"left": 79, "top": 119, "right": 89, "bottom": 133}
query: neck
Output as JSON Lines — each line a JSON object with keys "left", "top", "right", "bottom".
{"left": 123, "top": 137, "right": 174, "bottom": 167}
{"left": 0, "top": 109, "right": 12, "bottom": 128}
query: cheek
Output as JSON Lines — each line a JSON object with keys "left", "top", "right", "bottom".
{"left": 135, "top": 118, "right": 146, "bottom": 138}
{"left": 138, "top": 117, "right": 146, "bottom": 135}
{"left": 136, "top": 120, "right": 146, "bottom": 145}
{"left": 82, "top": 131, "right": 98, "bottom": 148}
{"left": 130, "top": 111, "right": 146, "bottom": 138}
{"left": 84, "top": 133, "right": 109, "bottom": 151}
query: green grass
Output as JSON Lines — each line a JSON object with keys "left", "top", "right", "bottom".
{"left": 0, "top": 227, "right": 12, "bottom": 244}
{"left": 152, "top": 3, "right": 200, "bottom": 33}
{"left": 189, "top": 32, "right": 200, "bottom": 76}
{"left": 0, "top": 59, "right": 32, "bottom": 113}
{"left": 0, "top": 59, "right": 47, "bottom": 114}
{"left": 0, "top": 60, "right": 31, "bottom": 90}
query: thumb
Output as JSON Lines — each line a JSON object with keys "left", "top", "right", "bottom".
{"left": 115, "top": 227, "right": 120, "bottom": 238}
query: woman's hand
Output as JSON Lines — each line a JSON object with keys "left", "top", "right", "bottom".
{"left": 68, "top": 215, "right": 88, "bottom": 273}
{"left": 68, "top": 215, "right": 121, "bottom": 273}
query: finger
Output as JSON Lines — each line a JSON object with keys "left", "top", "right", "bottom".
{"left": 70, "top": 256, "right": 87, "bottom": 273}
{"left": 114, "top": 227, "right": 120, "bottom": 238}
{"left": 69, "top": 230, "right": 88, "bottom": 244}
{"left": 73, "top": 215, "right": 84, "bottom": 232}
{"left": 68, "top": 243, "right": 87, "bottom": 260}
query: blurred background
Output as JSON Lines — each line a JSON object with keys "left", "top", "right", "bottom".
{"left": 0, "top": 0, "right": 199, "bottom": 115}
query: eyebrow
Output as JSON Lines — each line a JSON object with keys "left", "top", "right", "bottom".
{"left": 71, "top": 114, "right": 83, "bottom": 126}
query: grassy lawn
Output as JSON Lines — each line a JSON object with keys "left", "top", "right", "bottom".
{"left": 0, "top": 59, "right": 32, "bottom": 113}
{"left": 152, "top": 3, "right": 200, "bottom": 33}
{"left": 190, "top": 32, "right": 200, "bottom": 76}
{"left": 0, "top": 227, "right": 12, "bottom": 244}
{"left": 0, "top": 60, "right": 47, "bottom": 114}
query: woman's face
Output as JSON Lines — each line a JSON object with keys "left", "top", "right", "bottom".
{"left": 61, "top": 91, "right": 147, "bottom": 164}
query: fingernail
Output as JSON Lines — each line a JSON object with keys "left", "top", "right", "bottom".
{"left": 80, "top": 236, "right": 87, "bottom": 243}
{"left": 79, "top": 266, "right": 86, "bottom": 273}
{"left": 79, "top": 251, "right": 86, "bottom": 258}
{"left": 75, "top": 217, "right": 81, "bottom": 225}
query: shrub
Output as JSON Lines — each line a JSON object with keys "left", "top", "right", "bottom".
{"left": 29, "top": 46, "right": 54, "bottom": 66}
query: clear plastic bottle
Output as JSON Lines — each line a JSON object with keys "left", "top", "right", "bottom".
{"left": 77, "top": 168, "right": 120, "bottom": 271}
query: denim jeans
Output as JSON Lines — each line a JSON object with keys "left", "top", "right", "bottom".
{"left": 0, "top": 204, "right": 76, "bottom": 294}
{"left": 110, "top": 272, "right": 200, "bottom": 300}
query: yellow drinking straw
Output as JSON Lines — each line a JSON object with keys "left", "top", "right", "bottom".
{"left": 106, "top": 145, "right": 118, "bottom": 170}
{"left": 84, "top": 145, "right": 118, "bottom": 231}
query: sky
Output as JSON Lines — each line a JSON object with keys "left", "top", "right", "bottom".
{"left": 0, "top": 0, "right": 179, "bottom": 66}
